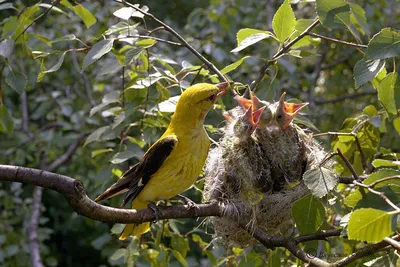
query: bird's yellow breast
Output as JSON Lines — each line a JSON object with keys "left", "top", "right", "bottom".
{"left": 137, "top": 128, "right": 210, "bottom": 202}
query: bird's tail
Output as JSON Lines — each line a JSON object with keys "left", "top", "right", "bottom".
{"left": 119, "top": 199, "right": 151, "bottom": 240}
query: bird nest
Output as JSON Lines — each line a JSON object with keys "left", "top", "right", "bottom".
{"left": 203, "top": 92, "right": 327, "bottom": 248}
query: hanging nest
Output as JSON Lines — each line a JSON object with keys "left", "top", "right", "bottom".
{"left": 203, "top": 92, "right": 327, "bottom": 248}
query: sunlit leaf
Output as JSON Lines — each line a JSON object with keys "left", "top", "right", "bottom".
{"left": 348, "top": 208, "right": 393, "bottom": 243}
{"left": 91, "top": 149, "right": 113, "bottom": 158}
{"left": 377, "top": 72, "right": 400, "bottom": 116}
{"left": 221, "top": 56, "right": 250, "bottom": 74}
{"left": 272, "top": 0, "right": 296, "bottom": 43}
{"left": 232, "top": 29, "right": 275, "bottom": 53}
{"left": 394, "top": 116, "right": 400, "bottom": 135}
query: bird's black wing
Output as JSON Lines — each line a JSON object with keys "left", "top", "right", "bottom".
{"left": 94, "top": 136, "right": 178, "bottom": 207}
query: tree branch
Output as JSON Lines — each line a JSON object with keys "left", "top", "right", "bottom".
{"left": 306, "top": 32, "right": 368, "bottom": 48}
{"left": 27, "top": 133, "right": 87, "bottom": 267}
{"left": 249, "top": 19, "right": 320, "bottom": 91}
{"left": 314, "top": 90, "right": 376, "bottom": 104}
{"left": 0, "top": 164, "right": 344, "bottom": 266}
{"left": 117, "top": 0, "right": 230, "bottom": 87}
{"left": 331, "top": 235, "right": 400, "bottom": 267}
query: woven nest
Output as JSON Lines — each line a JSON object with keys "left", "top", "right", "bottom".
{"left": 203, "top": 104, "right": 327, "bottom": 248}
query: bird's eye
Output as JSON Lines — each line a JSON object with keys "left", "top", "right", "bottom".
{"left": 207, "top": 94, "right": 216, "bottom": 101}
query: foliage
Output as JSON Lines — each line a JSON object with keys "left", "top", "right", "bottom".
{"left": 0, "top": 0, "right": 400, "bottom": 266}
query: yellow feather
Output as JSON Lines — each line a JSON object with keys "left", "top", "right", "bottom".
{"left": 116, "top": 83, "right": 222, "bottom": 238}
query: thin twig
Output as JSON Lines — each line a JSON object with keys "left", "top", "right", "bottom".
{"left": 353, "top": 180, "right": 400, "bottom": 211}
{"left": 28, "top": 133, "right": 87, "bottom": 267}
{"left": 250, "top": 19, "right": 320, "bottom": 91}
{"left": 125, "top": 35, "right": 183, "bottom": 46}
{"left": 337, "top": 149, "right": 360, "bottom": 180}
{"left": 383, "top": 237, "right": 400, "bottom": 250}
{"left": 332, "top": 235, "right": 400, "bottom": 267}
{"left": 117, "top": 0, "right": 230, "bottom": 87}
{"left": 306, "top": 32, "right": 368, "bottom": 48}
{"left": 314, "top": 90, "right": 376, "bottom": 104}
{"left": 314, "top": 130, "right": 368, "bottom": 171}
{"left": 15, "top": 0, "right": 61, "bottom": 41}
{"left": 368, "top": 176, "right": 400, "bottom": 188}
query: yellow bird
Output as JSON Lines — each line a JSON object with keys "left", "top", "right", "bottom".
{"left": 95, "top": 82, "right": 229, "bottom": 239}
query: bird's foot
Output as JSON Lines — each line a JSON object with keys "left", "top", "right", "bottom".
{"left": 177, "top": 194, "right": 199, "bottom": 210}
{"left": 148, "top": 202, "right": 160, "bottom": 223}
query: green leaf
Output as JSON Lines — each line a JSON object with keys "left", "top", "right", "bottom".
{"left": 82, "top": 39, "right": 114, "bottom": 70}
{"left": 91, "top": 149, "right": 113, "bottom": 158}
{"left": 0, "top": 105, "right": 14, "bottom": 134}
{"left": 5, "top": 71, "right": 27, "bottom": 94}
{"left": 371, "top": 67, "right": 387, "bottom": 88}
{"left": 348, "top": 208, "right": 393, "bottom": 243}
{"left": 64, "top": 1, "right": 97, "bottom": 28}
{"left": 377, "top": 72, "right": 400, "bottom": 116}
{"left": 90, "top": 91, "right": 120, "bottom": 116}
{"left": 124, "top": 47, "right": 144, "bottom": 66}
{"left": 113, "top": 7, "right": 134, "bottom": 20}
{"left": 110, "top": 151, "right": 137, "bottom": 164}
{"left": 110, "top": 224, "right": 125, "bottom": 235}
{"left": 135, "top": 38, "right": 156, "bottom": 48}
{"left": 355, "top": 186, "right": 400, "bottom": 211}
{"left": 231, "top": 30, "right": 275, "bottom": 53}
{"left": 171, "top": 250, "right": 188, "bottom": 267}
{"left": 353, "top": 58, "right": 385, "bottom": 88}
{"left": 344, "top": 169, "right": 400, "bottom": 207}
{"left": 153, "top": 95, "right": 180, "bottom": 113}
{"left": 372, "top": 159, "right": 400, "bottom": 168}
{"left": 104, "top": 22, "right": 131, "bottom": 35}
{"left": 349, "top": 3, "right": 369, "bottom": 36}
{"left": 394, "top": 116, "right": 400, "bottom": 134}
{"left": 316, "top": 0, "right": 350, "bottom": 29}
{"left": 110, "top": 248, "right": 126, "bottom": 261}
{"left": 272, "top": 0, "right": 296, "bottom": 43}
{"left": 365, "top": 28, "right": 400, "bottom": 60}
{"left": 33, "top": 33, "right": 52, "bottom": 47}
{"left": 221, "top": 56, "right": 250, "bottom": 74}
{"left": 292, "top": 194, "right": 325, "bottom": 234}
{"left": 84, "top": 126, "right": 110, "bottom": 146}
{"left": 42, "top": 51, "right": 67, "bottom": 73}
{"left": 171, "top": 234, "right": 189, "bottom": 258}
{"left": 52, "top": 34, "right": 77, "bottom": 43}
{"left": 290, "top": 19, "right": 320, "bottom": 49}
{"left": 0, "top": 39, "right": 14, "bottom": 58}
{"left": 303, "top": 167, "right": 339, "bottom": 198}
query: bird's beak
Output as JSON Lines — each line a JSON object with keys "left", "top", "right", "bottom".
{"left": 234, "top": 95, "right": 252, "bottom": 110}
{"left": 216, "top": 81, "right": 232, "bottom": 97}
{"left": 278, "top": 92, "right": 308, "bottom": 129}
{"left": 234, "top": 90, "right": 262, "bottom": 111}
{"left": 242, "top": 105, "right": 267, "bottom": 134}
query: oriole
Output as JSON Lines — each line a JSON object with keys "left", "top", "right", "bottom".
{"left": 95, "top": 82, "right": 229, "bottom": 239}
